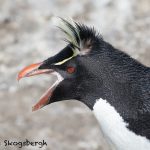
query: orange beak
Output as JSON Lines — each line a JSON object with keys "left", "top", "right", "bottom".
{"left": 17, "top": 62, "right": 56, "bottom": 111}
{"left": 17, "top": 62, "right": 52, "bottom": 81}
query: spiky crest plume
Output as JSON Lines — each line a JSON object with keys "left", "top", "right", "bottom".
{"left": 57, "top": 18, "right": 103, "bottom": 56}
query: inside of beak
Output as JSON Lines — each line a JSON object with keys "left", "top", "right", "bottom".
{"left": 17, "top": 62, "right": 61, "bottom": 112}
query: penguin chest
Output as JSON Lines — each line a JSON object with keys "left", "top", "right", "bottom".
{"left": 93, "top": 99, "right": 150, "bottom": 150}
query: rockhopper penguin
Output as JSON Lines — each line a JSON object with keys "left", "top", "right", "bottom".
{"left": 18, "top": 18, "right": 150, "bottom": 150}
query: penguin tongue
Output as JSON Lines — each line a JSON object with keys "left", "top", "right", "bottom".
{"left": 32, "top": 80, "right": 59, "bottom": 111}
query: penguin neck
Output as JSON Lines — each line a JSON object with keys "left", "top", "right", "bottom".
{"left": 93, "top": 98, "right": 150, "bottom": 150}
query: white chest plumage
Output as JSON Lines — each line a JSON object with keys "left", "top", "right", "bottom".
{"left": 93, "top": 99, "right": 150, "bottom": 150}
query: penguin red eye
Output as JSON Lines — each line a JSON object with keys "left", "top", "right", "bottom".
{"left": 66, "top": 66, "right": 75, "bottom": 74}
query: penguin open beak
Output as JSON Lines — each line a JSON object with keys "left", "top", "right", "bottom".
{"left": 17, "top": 62, "right": 61, "bottom": 111}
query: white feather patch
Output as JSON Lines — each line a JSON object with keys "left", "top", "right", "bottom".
{"left": 93, "top": 99, "right": 150, "bottom": 150}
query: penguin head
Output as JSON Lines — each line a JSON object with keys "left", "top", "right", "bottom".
{"left": 18, "top": 18, "right": 104, "bottom": 111}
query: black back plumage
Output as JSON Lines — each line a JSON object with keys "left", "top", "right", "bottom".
{"left": 91, "top": 42, "right": 150, "bottom": 139}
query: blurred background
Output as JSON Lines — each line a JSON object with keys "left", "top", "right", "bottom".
{"left": 0, "top": 0, "right": 150, "bottom": 149}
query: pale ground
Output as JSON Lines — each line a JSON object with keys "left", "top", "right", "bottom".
{"left": 0, "top": 0, "right": 150, "bottom": 150}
